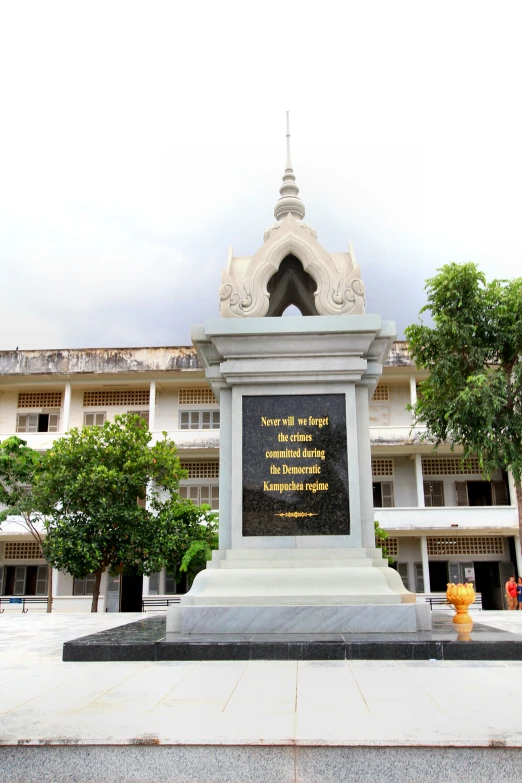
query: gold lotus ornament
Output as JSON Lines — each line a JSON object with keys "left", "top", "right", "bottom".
{"left": 446, "top": 582, "right": 476, "bottom": 625}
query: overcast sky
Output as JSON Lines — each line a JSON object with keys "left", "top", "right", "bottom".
{"left": 1, "top": 1, "right": 521, "bottom": 350}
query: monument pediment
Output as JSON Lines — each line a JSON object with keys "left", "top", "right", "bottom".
{"left": 219, "top": 212, "right": 365, "bottom": 317}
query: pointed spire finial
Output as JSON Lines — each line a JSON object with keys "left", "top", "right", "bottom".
{"left": 274, "top": 111, "right": 305, "bottom": 222}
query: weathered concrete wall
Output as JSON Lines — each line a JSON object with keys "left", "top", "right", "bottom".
{"left": 0, "top": 347, "right": 201, "bottom": 376}
{"left": 385, "top": 341, "right": 412, "bottom": 366}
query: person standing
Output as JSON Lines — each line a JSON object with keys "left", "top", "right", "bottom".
{"left": 517, "top": 577, "right": 522, "bottom": 611}
{"left": 506, "top": 575, "right": 518, "bottom": 610}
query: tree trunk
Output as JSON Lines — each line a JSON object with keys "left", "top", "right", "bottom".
{"left": 46, "top": 565, "right": 53, "bottom": 613}
{"left": 91, "top": 568, "right": 103, "bottom": 613}
{"left": 516, "top": 479, "right": 522, "bottom": 571}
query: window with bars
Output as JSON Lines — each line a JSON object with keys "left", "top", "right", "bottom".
{"left": 148, "top": 573, "right": 161, "bottom": 595}
{"left": 414, "top": 562, "right": 424, "bottom": 593}
{"left": 17, "top": 412, "right": 60, "bottom": 433}
{"left": 372, "top": 459, "right": 394, "bottom": 477}
{"left": 371, "top": 385, "right": 390, "bottom": 401}
{"left": 179, "top": 485, "right": 219, "bottom": 510}
{"left": 0, "top": 565, "right": 47, "bottom": 596}
{"left": 83, "top": 390, "right": 150, "bottom": 407}
{"left": 18, "top": 392, "right": 62, "bottom": 408}
{"left": 426, "top": 536, "right": 504, "bottom": 556}
{"left": 373, "top": 482, "right": 394, "bottom": 508}
{"left": 181, "top": 462, "right": 219, "bottom": 479}
{"left": 375, "top": 536, "right": 399, "bottom": 556}
{"left": 180, "top": 410, "right": 220, "bottom": 430}
{"left": 455, "top": 480, "right": 510, "bottom": 507}
{"left": 178, "top": 389, "right": 217, "bottom": 405}
{"left": 424, "top": 481, "right": 445, "bottom": 507}
{"left": 84, "top": 412, "right": 106, "bottom": 427}
{"left": 4, "top": 541, "right": 42, "bottom": 560}
{"left": 73, "top": 574, "right": 97, "bottom": 595}
{"left": 422, "top": 457, "right": 481, "bottom": 476}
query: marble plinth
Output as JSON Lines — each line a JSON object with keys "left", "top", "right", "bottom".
{"left": 177, "top": 603, "right": 430, "bottom": 635}
{"left": 167, "top": 547, "right": 429, "bottom": 635}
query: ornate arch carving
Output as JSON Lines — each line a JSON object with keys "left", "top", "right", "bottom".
{"left": 219, "top": 213, "right": 365, "bottom": 318}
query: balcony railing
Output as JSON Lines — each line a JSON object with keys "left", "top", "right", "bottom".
{"left": 376, "top": 505, "right": 518, "bottom": 531}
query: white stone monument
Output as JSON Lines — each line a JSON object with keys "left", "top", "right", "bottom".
{"left": 168, "top": 115, "right": 430, "bottom": 635}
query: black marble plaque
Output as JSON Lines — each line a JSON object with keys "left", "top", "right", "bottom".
{"left": 242, "top": 394, "right": 350, "bottom": 536}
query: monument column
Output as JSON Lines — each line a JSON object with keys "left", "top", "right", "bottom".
{"left": 166, "top": 115, "right": 430, "bottom": 635}
{"left": 356, "top": 384, "right": 375, "bottom": 549}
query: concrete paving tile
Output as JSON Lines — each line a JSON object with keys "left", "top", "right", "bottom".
{"left": 156, "top": 661, "right": 247, "bottom": 710}
{"left": 296, "top": 661, "right": 369, "bottom": 716}
{"left": 348, "top": 666, "right": 445, "bottom": 717}
{"left": 224, "top": 661, "right": 297, "bottom": 714}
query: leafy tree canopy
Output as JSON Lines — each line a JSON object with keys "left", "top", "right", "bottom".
{"left": 0, "top": 436, "right": 43, "bottom": 523}
{"left": 0, "top": 436, "right": 54, "bottom": 610}
{"left": 35, "top": 413, "right": 216, "bottom": 610}
{"left": 405, "top": 262, "right": 522, "bottom": 509}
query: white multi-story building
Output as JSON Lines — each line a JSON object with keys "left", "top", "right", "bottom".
{"left": 0, "top": 342, "right": 519, "bottom": 611}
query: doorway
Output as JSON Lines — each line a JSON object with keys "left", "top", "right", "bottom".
{"left": 473, "top": 562, "right": 502, "bottom": 609}
{"left": 120, "top": 574, "right": 143, "bottom": 612}
{"left": 428, "top": 561, "right": 448, "bottom": 592}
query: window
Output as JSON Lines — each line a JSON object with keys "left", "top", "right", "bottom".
{"left": 129, "top": 411, "right": 149, "bottom": 426}
{"left": 372, "top": 385, "right": 390, "bottom": 401}
{"left": 396, "top": 562, "right": 409, "bottom": 590}
{"left": 375, "top": 536, "right": 399, "bottom": 556}
{"left": 83, "top": 390, "right": 150, "bottom": 407}
{"left": 424, "top": 481, "right": 444, "bottom": 507}
{"left": 372, "top": 459, "right": 394, "bottom": 477}
{"left": 165, "top": 571, "right": 189, "bottom": 595}
{"left": 179, "top": 389, "right": 217, "bottom": 405}
{"left": 84, "top": 412, "right": 106, "bottom": 427}
{"left": 148, "top": 572, "right": 160, "bottom": 595}
{"left": 4, "top": 541, "right": 42, "bottom": 560}
{"left": 422, "top": 456, "right": 481, "bottom": 475}
{"left": 18, "top": 392, "right": 62, "bottom": 408}
{"left": 73, "top": 574, "right": 97, "bottom": 595}
{"left": 180, "top": 410, "right": 220, "bottom": 430}
{"left": 17, "top": 412, "right": 60, "bottom": 433}
{"left": 426, "top": 536, "right": 504, "bottom": 556}
{"left": 1, "top": 565, "right": 47, "bottom": 596}
{"left": 373, "top": 481, "right": 394, "bottom": 508}
{"left": 181, "top": 462, "right": 219, "bottom": 479}
{"left": 414, "top": 563, "right": 424, "bottom": 593}
{"left": 455, "top": 480, "right": 510, "bottom": 507}
{"left": 179, "top": 484, "right": 219, "bottom": 510}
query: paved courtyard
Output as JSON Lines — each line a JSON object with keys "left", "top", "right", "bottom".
{"left": 1, "top": 611, "right": 522, "bottom": 749}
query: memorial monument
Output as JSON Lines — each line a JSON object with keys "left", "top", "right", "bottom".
{"left": 167, "top": 115, "right": 430, "bottom": 635}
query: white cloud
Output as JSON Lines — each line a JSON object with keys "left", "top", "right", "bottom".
{"left": 0, "top": 0, "right": 521, "bottom": 348}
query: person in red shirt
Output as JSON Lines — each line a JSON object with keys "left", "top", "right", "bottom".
{"left": 506, "top": 576, "right": 518, "bottom": 610}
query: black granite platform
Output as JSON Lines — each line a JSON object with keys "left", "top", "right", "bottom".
{"left": 62, "top": 615, "right": 522, "bottom": 662}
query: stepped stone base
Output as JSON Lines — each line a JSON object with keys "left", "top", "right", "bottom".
{"left": 168, "top": 548, "right": 431, "bottom": 635}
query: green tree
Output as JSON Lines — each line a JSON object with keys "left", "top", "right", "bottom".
{"left": 374, "top": 519, "right": 394, "bottom": 565}
{"left": 35, "top": 413, "right": 213, "bottom": 612}
{"left": 0, "top": 436, "right": 54, "bottom": 611}
{"left": 405, "top": 262, "right": 522, "bottom": 551}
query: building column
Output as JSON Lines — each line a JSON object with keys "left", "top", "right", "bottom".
{"left": 414, "top": 454, "right": 425, "bottom": 508}
{"left": 219, "top": 387, "right": 232, "bottom": 550}
{"left": 420, "top": 535, "right": 431, "bottom": 593}
{"left": 62, "top": 382, "right": 71, "bottom": 432}
{"left": 508, "top": 470, "right": 517, "bottom": 507}
{"left": 148, "top": 381, "right": 156, "bottom": 432}
{"left": 51, "top": 568, "right": 60, "bottom": 597}
{"left": 355, "top": 384, "right": 373, "bottom": 549}
{"left": 409, "top": 374, "right": 417, "bottom": 408}
{"left": 142, "top": 575, "right": 150, "bottom": 597}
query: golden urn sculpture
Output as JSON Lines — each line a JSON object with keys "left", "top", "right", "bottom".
{"left": 446, "top": 582, "right": 476, "bottom": 624}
